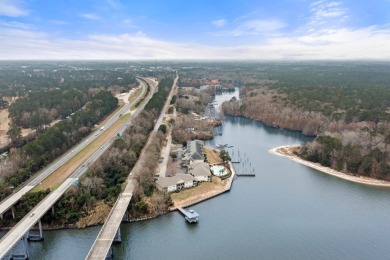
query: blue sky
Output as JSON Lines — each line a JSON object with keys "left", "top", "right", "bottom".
{"left": 1, "top": 0, "right": 390, "bottom": 60}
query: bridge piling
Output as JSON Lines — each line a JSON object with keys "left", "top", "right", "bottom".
{"left": 10, "top": 234, "right": 29, "bottom": 260}
{"left": 11, "top": 206, "right": 15, "bottom": 219}
{"left": 105, "top": 246, "right": 114, "bottom": 260}
{"left": 113, "top": 228, "right": 121, "bottom": 243}
{"left": 27, "top": 220, "right": 44, "bottom": 242}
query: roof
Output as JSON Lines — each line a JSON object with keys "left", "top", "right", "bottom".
{"left": 189, "top": 161, "right": 211, "bottom": 177}
{"left": 184, "top": 209, "right": 199, "bottom": 218}
{"left": 156, "top": 176, "right": 183, "bottom": 188}
{"left": 186, "top": 140, "right": 204, "bottom": 161}
{"left": 156, "top": 174, "right": 196, "bottom": 189}
{"left": 176, "top": 173, "right": 196, "bottom": 182}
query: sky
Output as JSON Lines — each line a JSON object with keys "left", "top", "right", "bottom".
{"left": 0, "top": 0, "right": 390, "bottom": 60}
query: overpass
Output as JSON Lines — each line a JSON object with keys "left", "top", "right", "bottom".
{"left": 86, "top": 73, "right": 179, "bottom": 259}
{"left": 0, "top": 79, "right": 149, "bottom": 220}
{"left": 0, "top": 78, "right": 155, "bottom": 259}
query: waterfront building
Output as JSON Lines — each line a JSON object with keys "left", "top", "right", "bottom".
{"left": 155, "top": 174, "right": 197, "bottom": 192}
{"left": 183, "top": 140, "right": 204, "bottom": 163}
{"left": 188, "top": 161, "right": 211, "bottom": 182}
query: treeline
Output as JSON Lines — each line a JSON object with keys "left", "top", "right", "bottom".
{"left": 144, "top": 78, "right": 173, "bottom": 112}
{"left": 265, "top": 63, "right": 390, "bottom": 122}
{"left": 0, "top": 62, "right": 138, "bottom": 97}
{"left": 8, "top": 89, "right": 88, "bottom": 129}
{"left": 300, "top": 127, "right": 390, "bottom": 179}
{"left": 0, "top": 91, "right": 118, "bottom": 200}
{"left": 0, "top": 77, "right": 173, "bottom": 227}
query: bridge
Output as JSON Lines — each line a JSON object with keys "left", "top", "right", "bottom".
{"left": 85, "top": 183, "right": 134, "bottom": 259}
{"left": 0, "top": 78, "right": 154, "bottom": 259}
{"left": 86, "top": 73, "right": 178, "bottom": 259}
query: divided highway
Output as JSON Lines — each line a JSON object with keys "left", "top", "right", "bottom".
{"left": 0, "top": 79, "right": 148, "bottom": 218}
{"left": 0, "top": 78, "right": 154, "bottom": 259}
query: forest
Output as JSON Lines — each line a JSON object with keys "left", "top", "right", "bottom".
{"left": 8, "top": 89, "right": 88, "bottom": 129}
{"left": 0, "top": 91, "right": 118, "bottom": 201}
{"left": 217, "top": 62, "right": 390, "bottom": 180}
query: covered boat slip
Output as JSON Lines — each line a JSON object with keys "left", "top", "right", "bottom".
{"left": 177, "top": 208, "right": 199, "bottom": 223}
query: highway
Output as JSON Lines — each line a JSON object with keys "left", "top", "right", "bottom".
{"left": 0, "top": 79, "right": 150, "bottom": 218}
{"left": 0, "top": 78, "right": 155, "bottom": 259}
{"left": 86, "top": 72, "right": 179, "bottom": 259}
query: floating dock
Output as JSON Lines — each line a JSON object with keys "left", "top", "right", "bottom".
{"left": 177, "top": 208, "right": 199, "bottom": 223}
{"left": 236, "top": 173, "right": 256, "bottom": 177}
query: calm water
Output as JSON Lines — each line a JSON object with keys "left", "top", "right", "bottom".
{"left": 7, "top": 90, "right": 390, "bottom": 259}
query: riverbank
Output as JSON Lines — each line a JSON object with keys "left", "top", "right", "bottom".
{"left": 270, "top": 145, "right": 390, "bottom": 188}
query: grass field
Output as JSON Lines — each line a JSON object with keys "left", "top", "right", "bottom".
{"left": 204, "top": 147, "right": 222, "bottom": 164}
{"left": 170, "top": 176, "right": 226, "bottom": 207}
{"left": 128, "top": 87, "right": 142, "bottom": 104}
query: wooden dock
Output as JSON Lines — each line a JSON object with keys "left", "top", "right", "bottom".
{"left": 236, "top": 173, "right": 256, "bottom": 177}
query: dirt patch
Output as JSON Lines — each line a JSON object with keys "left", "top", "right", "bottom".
{"left": 204, "top": 146, "right": 222, "bottom": 164}
{"left": 0, "top": 109, "right": 9, "bottom": 147}
{"left": 128, "top": 87, "right": 142, "bottom": 104}
{"left": 76, "top": 201, "right": 112, "bottom": 228}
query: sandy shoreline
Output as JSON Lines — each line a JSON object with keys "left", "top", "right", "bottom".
{"left": 270, "top": 145, "right": 390, "bottom": 188}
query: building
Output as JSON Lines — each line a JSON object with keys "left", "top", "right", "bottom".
{"left": 155, "top": 174, "right": 197, "bottom": 192}
{"left": 183, "top": 140, "right": 204, "bottom": 163}
{"left": 176, "top": 173, "right": 197, "bottom": 188}
{"left": 188, "top": 161, "right": 211, "bottom": 182}
{"left": 155, "top": 176, "right": 184, "bottom": 192}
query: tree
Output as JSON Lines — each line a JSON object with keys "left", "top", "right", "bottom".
{"left": 158, "top": 124, "right": 167, "bottom": 134}
{"left": 220, "top": 150, "right": 231, "bottom": 164}
{"left": 7, "top": 123, "right": 22, "bottom": 146}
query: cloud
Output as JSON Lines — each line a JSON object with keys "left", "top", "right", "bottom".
{"left": 212, "top": 19, "right": 227, "bottom": 27}
{"left": 80, "top": 13, "right": 101, "bottom": 20}
{"left": 309, "top": 0, "right": 348, "bottom": 26}
{"left": 0, "top": 0, "right": 29, "bottom": 17}
{"left": 215, "top": 18, "right": 286, "bottom": 36}
{"left": 106, "top": 0, "right": 123, "bottom": 9}
{"left": 1, "top": 22, "right": 390, "bottom": 61}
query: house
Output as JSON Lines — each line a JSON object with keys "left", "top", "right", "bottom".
{"left": 176, "top": 173, "right": 197, "bottom": 188}
{"left": 188, "top": 161, "right": 211, "bottom": 182}
{"left": 155, "top": 174, "right": 197, "bottom": 192}
{"left": 183, "top": 140, "right": 204, "bottom": 163}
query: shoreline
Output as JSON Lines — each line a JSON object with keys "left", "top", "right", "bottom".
{"left": 169, "top": 161, "right": 236, "bottom": 210}
{"left": 270, "top": 145, "right": 390, "bottom": 188}
{"left": 1, "top": 163, "right": 237, "bottom": 232}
